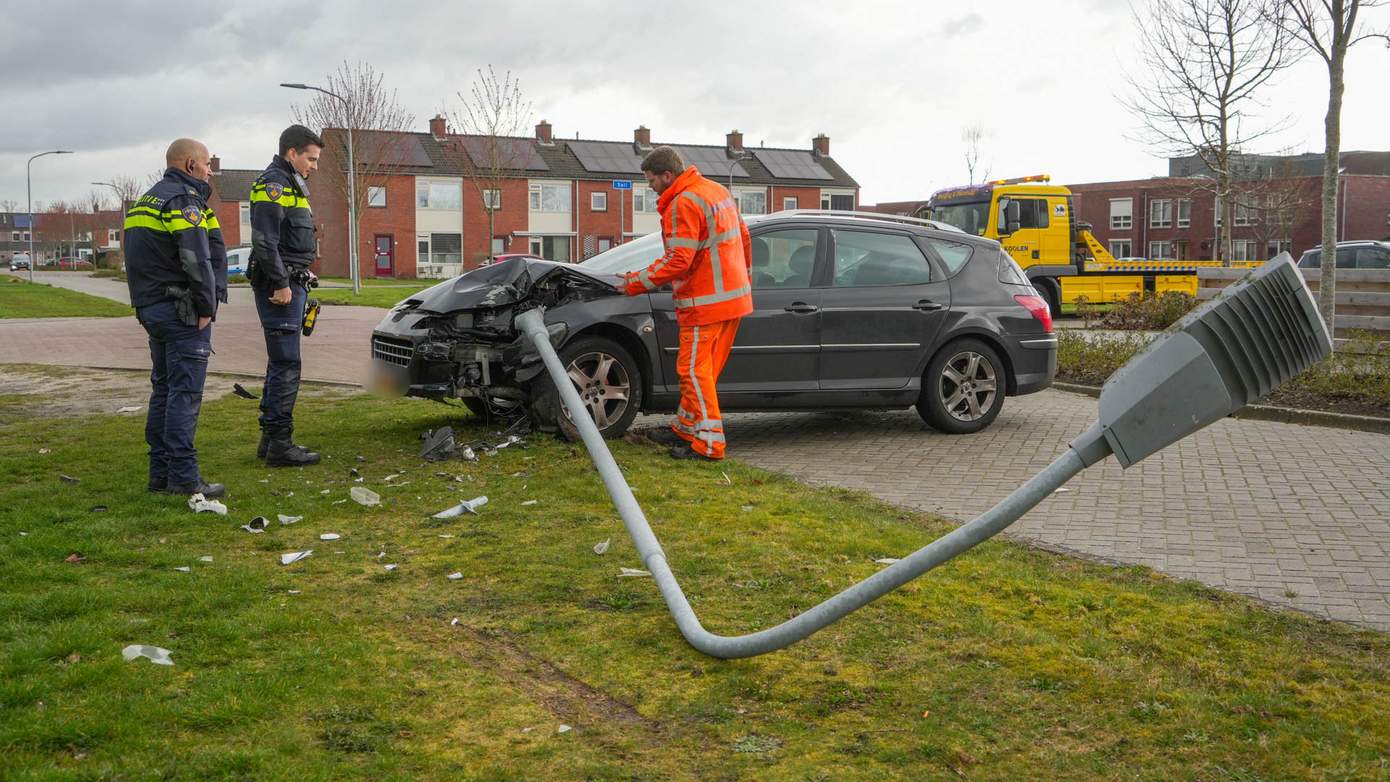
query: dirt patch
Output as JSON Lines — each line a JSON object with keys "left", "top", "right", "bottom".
{"left": 0, "top": 363, "right": 349, "bottom": 424}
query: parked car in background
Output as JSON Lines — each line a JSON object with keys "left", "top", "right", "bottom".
{"left": 371, "top": 211, "right": 1056, "bottom": 438}
{"left": 1297, "top": 240, "right": 1390, "bottom": 270}
{"left": 9, "top": 254, "right": 31, "bottom": 271}
{"left": 225, "top": 246, "right": 251, "bottom": 277}
{"left": 483, "top": 252, "right": 546, "bottom": 267}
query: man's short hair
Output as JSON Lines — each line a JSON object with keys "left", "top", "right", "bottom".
{"left": 279, "top": 124, "right": 325, "bottom": 157}
{"left": 641, "top": 146, "right": 685, "bottom": 176}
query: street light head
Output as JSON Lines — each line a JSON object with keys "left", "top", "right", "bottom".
{"left": 1081, "top": 253, "right": 1332, "bottom": 468}
{"left": 56, "top": 150, "right": 73, "bottom": 155}
{"left": 280, "top": 82, "right": 309, "bottom": 89}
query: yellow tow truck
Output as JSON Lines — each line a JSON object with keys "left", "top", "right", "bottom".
{"left": 924, "top": 175, "right": 1248, "bottom": 316}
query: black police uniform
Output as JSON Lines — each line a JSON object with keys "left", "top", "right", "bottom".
{"left": 248, "top": 155, "right": 320, "bottom": 466}
{"left": 123, "top": 167, "right": 228, "bottom": 495}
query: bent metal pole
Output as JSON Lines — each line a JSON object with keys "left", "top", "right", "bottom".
{"left": 515, "top": 308, "right": 1110, "bottom": 659}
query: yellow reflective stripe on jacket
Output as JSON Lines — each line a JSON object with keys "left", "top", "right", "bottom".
{"left": 123, "top": 214, "right": 167, "bottom": 232}
{"left": 203, "top": 209, "right": 220, "bottom": 231}
{"left": 122, "top": 211, "right": 205, "bottom": 233}
{"left": 250, "top": 183, "right": 309, "bottom": 209}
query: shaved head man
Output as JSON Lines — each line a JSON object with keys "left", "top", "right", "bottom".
{"left": 165, "top": 138, "right": 212, "bottom": 182}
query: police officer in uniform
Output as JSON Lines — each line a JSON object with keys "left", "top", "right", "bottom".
{"left": 248, "top": 124, "right": 324, "bottom": 467}
{"left": 124, "top": 138, "right": 228, "bottom": 497}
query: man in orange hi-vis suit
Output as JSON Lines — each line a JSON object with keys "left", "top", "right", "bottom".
{"left": 621, "top": 146, "right": 753, "bottom": 461}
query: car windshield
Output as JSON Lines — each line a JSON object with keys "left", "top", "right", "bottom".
{"left": 926, "top": 201, "right": 990, "bottom": 236}
{"left": 579, "top": 214, "right": 771, "bottom": 274}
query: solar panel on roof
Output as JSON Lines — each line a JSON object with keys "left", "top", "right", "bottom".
{"left": 570, "top": 140, "right": 644, "bottom": 174}
{"left": 753, "top": 149, "right": 833, "bottom": 180}
{"left": 461, "top": 137, "right": 548, "bottom": 171}
{"left": 672, "top": 146, "right": 748, "bottom": 177}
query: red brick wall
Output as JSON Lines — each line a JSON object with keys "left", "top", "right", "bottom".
{"left": 462, "top": 178, "right": 530, "bottom": 267}
{"left": 210, "top": 200, "right": 242, "bottom": 247}
{"left": 314, "top": 172, "right": 419, "bottom": 278}
{"left": 771, "top": 186, "right": 820, "bottom": 212}
{"left": 1344, "top": 176, "right": 1390, "bottom": 243}
{"left": 577, "top": 180, "right": 630, "bottom": 260}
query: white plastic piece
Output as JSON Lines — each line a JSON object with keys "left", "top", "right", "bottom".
{"left": 198, "top": 556, "right": 213, "bottom": 563}
{"left": 447, "top": 572, "right": 463, "bottom": 580}
{"left": 280, "top": 550, "right": 313, "bottom": 565}
{"left": 521, "top": 500, "right": 538, "bottom": 507}
{"left": 384, "top": 564, "right": 398, "bottom": 571}
{"left": 173, "top": 566, "right": 191, "bottom": 573}
{"left": 593, "top": 538, "right": 611, "bottom": 555}
{"left": 618, "top": 568, "right": 651, "bottom": 578}
{"left": 873, "top": 558, "right": 901, "bottom": 565}
{"left": 350, "top": 487, "right": 380, "bottom": 506}
{"left": 319, "top": 533, "right": 341, "bottom": 541}
{"left": 122, "top": 644, "right": 174, "bottom": 666}
{"left": 187, "top": 493, "right": 227, "bottom": 515}
{"left": 278, "top": 514, "right": 303, "bottom": 525}
{"left": 117, "top": 405, "right": 142, "bottom": 414}
{"left": 431, "top": 496, "right": 488, "bottom": 519}
{"left": 557, "top": 724, "right": 572, "bottom": 734}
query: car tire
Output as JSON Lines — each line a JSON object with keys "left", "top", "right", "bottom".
{"left": 917, "top": 338, "right": 1006, "bottom": 434}
{"left": 532, "top": 335, "right": 643, "bottom": 440}
{"left": 1036, "top": 277, "right": 1062, "bottom": 320}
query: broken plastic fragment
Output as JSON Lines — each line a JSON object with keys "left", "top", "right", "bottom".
{"left": 122, "top": 644, "right": 174, "bottom": 666}
{"left": 320, "top": 489, "right": 330, "bottom": 495}
{"left": 1053, "top": 487, "right": 1071, "bottom": 494}
{"left": 64, "top": 553, "right": 85, "bottom": 564}
{"left": 349, "top": 467, "right": 361, "bottom": 479}
{"left": 38, "top": 448, "right": 51, "bottom": 454}
{"left": 593, "top": 538, "right": 611, "bottom": 555}
{"left": 241, "top": 516, "right": 268, "bottom": 534}
{"left": 384, "top": 563, "right": 398, "bottom": 571}
{"left": 288, "top": 589, "right": 301, "bottom": 595}
{"left": 721, "top": 472, "right": 732, "bottom": 485}
{"left": 116, "top": 405, "right": 142, "bottom": 414}
{"left": 59, "top": 474, "right": 80, "bottom": 484}
{"left": 384, "top": 473, "right": 401, "bottom": 482}
{"left": 618, "top": 568, "right": 651, "bottom": 578}
{"left": 431, "top": 496, "right": 488, "bottom": 519}
{"left": 450, "top": 617, "right": 460, "bottom": 626}
{"left": 874, "top": 558, "right": 901, "bottom": 565}
{"left": 280, "top": 550, "right": 313, "bottom": 566}
{"left": 420, "top": 426, "right": 456, "bottom": 461}
{"left": 557, "top": 724, "right": 572, "bottom": 734}
{"left": 278, "top": 514, "right": 302, "bottom": 525}
{"left": 319, "top": 533, "right": 341, "bottom": 541}
{"left": 188, "top": 493, "right": 227, "bottom": 515}
{"left": 174, "top": 566, "right": 191, "bottom": 573}
{"left": 198, "top": 556, "right": 213, "bottom": 563}
{"left": 90, "top": 505, "right": 108, "bottom": 513}
{"left": 232, "top": 383, "right": 259, "bottom": 400}
{"left": 447, "top": 572, "right": 463, "bottom": 580}
{"left": 521, "top": 499, "right": 538, "bottom": 507}
{"left": 459, "top": 446, "right": 477, "bottom": 461}
{"left": 350, "top": 486, "right": 380, "bottom": 506}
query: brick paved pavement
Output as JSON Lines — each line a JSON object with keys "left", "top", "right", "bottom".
{"left": 5, "top": 271, "right": 1388, "bottom": 630}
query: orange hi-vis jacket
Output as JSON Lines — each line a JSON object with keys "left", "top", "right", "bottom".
{"left": 623, "top": 166, "right": 754, "bottom": 327}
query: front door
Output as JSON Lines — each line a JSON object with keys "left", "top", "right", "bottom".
{"left": 819, "top": 228, "right": 951, "bottom": 390}
{"left": 374, "top": 235, "right": 393, "bottom": 277}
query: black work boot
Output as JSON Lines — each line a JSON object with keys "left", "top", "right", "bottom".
{"left": 164, "top": 480, "right": 227, "bottom": 498}
{"left": 646, "top": 427, "right": 685, "bottom": 447}
{"left": 256, "top": 430, "right": 270, "bottom": 461}
{"left": 265, "top": 428, "right": 321, "bottom": 467}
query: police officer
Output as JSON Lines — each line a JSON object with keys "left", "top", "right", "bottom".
{"left": 248, "top": 124, "right": 323, "bottom": 467}
{"left": 124, "top": 138, "right": 228, "bottom": 497}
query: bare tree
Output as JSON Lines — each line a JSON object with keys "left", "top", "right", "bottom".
{"left": 0, "top": 199, "right": 18, "bottom": 212}
{"left": 450, "top": 66, "right": 534, "bottom": 265}
{"left": 1234, "top": 166, "right": 1320, "bottom": 257}
{"left": 107, "top": 175, "right": 144, "bottom": 204}
{"left": 86, "top": 190, "right": 109, "bottom": 213}
{"left": 961, "top": 124, "right": 991, "bottom": 184}
{"left": 1124, "top": 0, "right": 1299, "bottom": 264}
{"left": 1279, "top": 0, "right": 1389, "bottom": 331}
{"left": 291, "top": 60, "right": 415, "bottom": 278}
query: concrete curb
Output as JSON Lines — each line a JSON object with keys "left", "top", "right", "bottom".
{"left": 1052, "top": 381, "right": 1390, "bottom": 435}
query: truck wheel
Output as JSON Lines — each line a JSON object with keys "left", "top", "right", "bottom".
{"left": 532, "top": 336, "right": 643, "bottom": 440}
{"left": 916, "top": 339, "right": 1006, "bottom": 434}
{"left": 1037, "top": 278, "right": 1062, "bottom": 319}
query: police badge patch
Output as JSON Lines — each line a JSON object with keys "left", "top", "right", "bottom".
{"left": 266, "top": 182, "right": 284, "bottom": 201}
{"left": 182, "top": 206, "right": 203, "bottom": 226}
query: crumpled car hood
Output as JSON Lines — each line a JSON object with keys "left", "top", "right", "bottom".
{"left": 405, "top": 256, "right": 622, "bottom": 314}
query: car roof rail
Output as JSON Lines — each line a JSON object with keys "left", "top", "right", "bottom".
{"left": 769, "top": 209, "right": 964, "bottom": 233}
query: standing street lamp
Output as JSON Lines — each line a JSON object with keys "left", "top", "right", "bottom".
{"left": 280, "top": 82, "right": 360, "bottom": 295}
{"left": 27, "top": 150, "right": 73, "bottom": 282}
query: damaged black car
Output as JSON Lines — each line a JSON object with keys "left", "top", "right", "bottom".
{"left": 370, "top": 212, "right": 1056, "bottom": 438}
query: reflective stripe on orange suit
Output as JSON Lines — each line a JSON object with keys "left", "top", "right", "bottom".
{"left": 623, "top": 166, "right": 752, "bottom": 459}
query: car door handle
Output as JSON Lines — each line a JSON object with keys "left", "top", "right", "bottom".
{"left": 784, "top": 302, "right": 819, "bottom": 314}
{"left": 913, "top": 299, "right": 944, "bottom": 311}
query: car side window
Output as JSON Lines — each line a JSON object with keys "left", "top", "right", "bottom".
{"left": 831, "top": 230, "right": 932, "bottom": 287}
{"left": 923, "top": 238, "right": 973, "bottom": 275}
{"left": 1357, "top": 248, "right": 1390, "bottom": 269}
{"left": 749, "top": 229, "right": 818, "bottom": 289}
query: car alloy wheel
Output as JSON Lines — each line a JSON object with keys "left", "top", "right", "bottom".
{"left": 565, "top": 350, "right": 632, "bottom": 430}
{"left": 939, "top": 349, "right": 998, "bottom": 423}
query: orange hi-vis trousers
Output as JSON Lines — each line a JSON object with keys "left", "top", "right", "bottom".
{"left": 671, "top": 318, "right": 741, "bottom": 459}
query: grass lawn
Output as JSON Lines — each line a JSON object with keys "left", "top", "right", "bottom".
{"left": 3, "top": 388, "right": 1389, "bottom": 779}
{"left": 314, "top": 280, "right": 437, "bottom": 309}
{"left": 0, "top": 277, "right": 132, "bottom": 318}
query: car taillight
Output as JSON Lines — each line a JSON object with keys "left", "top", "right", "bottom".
{"left": 1014, "top": 293, "right": 1053, "bottom": 333}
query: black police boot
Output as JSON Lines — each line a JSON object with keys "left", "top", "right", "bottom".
{"left": 265, "top": 428, "right": 321, "bottom": 467}
{"left": 256, "top": 429, "right": 270, "bottom": 461}
{"left": 164, "top": 480, "right": 226, "bottom": 499}
{"left": 646, "top": 427, "right": 685, "bottom": 447}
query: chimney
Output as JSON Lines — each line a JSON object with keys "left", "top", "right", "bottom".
{"left": 429, "top": 114, "right": 448, "bottom": 139}
{"left": 535, "top": 119, "right": 553, "bottom": 145}
{"left": 209, "top": 155, "right": 220, "bottom": 173}
{"left": 726, "top": 129, "right": 743, "bottom": 154}
{"left": 634, "top": 125, "right": 652, "bottom": 150}
{"left": 812, "top": 133, "right": 830, "bottom": 158}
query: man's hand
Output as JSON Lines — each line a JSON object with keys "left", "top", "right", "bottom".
{"left": 269, "top": 286, "right": 292, "bottom": 305}
{"left": 197, "top": 316, "right": 212, "bottom": 330}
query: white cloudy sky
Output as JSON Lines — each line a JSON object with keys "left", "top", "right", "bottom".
{"left": 2, "top": 0, "right": 1387, "bottom": 210}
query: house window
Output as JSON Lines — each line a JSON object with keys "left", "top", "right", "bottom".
{"left": 528, "top": 183, "right": 571, "bottom": 213}
{"left": 820, "top": 192, "right": 854, "bottom": 210}
{"left": 597, "top": 238, "right": 612, "bottom": 253}
{"left": 1109, "top": 198, "right": 1133, "bottom": 229}
{"left": 1234, "top": 201, "right": 1255, "bottom": 226}
{"left": 1149, "top": 199, "right": 1173, "bottom": 228}
{"left": 737, "top": 190, "right": 766, "bottom": 215}
{"left": 1109, "top": 239, "right": 1133, "bottom": 258}
{"left": 22, "top": 232, "right": 30, "bottom": 242}
{"left": 11, "top": 232, "right": 18, "bottom": 241}
{"left": 430, "top": 233, "right": 462, "bottom": 265}
{"left": 782, "top": 196, "right": 798, "bottom": 211}
{"left": 1177, "top": 198, "right": 1191, "bottom": 228}
{"left": 590, "top": 191, "right": 607, "bottom": 212}
{"left": 1232, "top": 239, "right": 1257, "bottom": 260}
{"left": 633, "top": 187, "right": 658, "bottom": 213}
{"left": 239, "top": 202, "right": 250, "bottom": 238}
{"left": 530, "top": 235, "right": 570, "bottom": 262}
{"left": 491, "top": 237, "right": 506, "bottom": 255}
{"left": 1148, "top": 240, "right": 1174, "bottom": 259}
{"left": 368, "top": 186, "right": 387, "bottom": 207}
{"left": 1173, "top": 240, "right": 1189, "bottom": 260}
{"left": 107, "top": 229, "right": 118, "bottom": 243}
{"left": 1266, "top": 239, "right": 1292, "bottom": 258}
{"left": 416, "top": 180, "right": 461, "bottom": 210}
{"left": 480, "top": 189, "right": 502, "bottom": 210}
